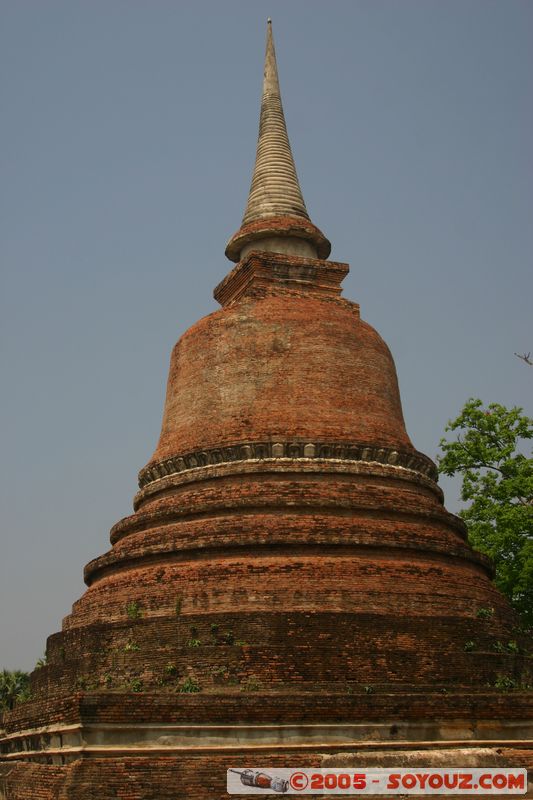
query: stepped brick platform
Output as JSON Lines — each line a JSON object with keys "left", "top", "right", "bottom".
{"left": 1, "top": 19, "right": 531, "bottom": 800}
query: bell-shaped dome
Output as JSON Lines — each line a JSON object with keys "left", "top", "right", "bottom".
{"left": 147, "top": 272, "right": 414, "bottom": 469}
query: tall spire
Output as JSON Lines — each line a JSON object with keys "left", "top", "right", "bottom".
{"left": 242, "top": 18, "right": 308, "bottom": 225}
{"left": 225, "top": 20, "right": 330, "bottom": 263}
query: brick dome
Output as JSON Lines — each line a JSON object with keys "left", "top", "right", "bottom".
{"left": 147, "top": 278, "right": 413, "bottom": 468}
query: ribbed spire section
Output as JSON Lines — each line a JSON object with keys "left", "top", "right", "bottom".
{"left": 225, "top": 20, "right": 330, "bottom": 263}
{"left": 242, "top": 19, "right": 309, "bottom": 224}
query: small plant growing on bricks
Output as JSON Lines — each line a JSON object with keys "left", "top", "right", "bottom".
{"left": 211, "top": 665, "right": 230, "bottom": 682}
{"left": 178, "top": 676, "right": 201, "bottom": 693}
{"left": 126, "top": 601, "right": 142, "bottom": 620}
{"left": 494, "top": 675, "right": 518, "bottom": 691}
{"left": 75, "top": 676, "right": 96, "bottom": 691}
{"left": 240, "top": 676, "right": 262, "bottom": 692}
{"left": 129, "top": 678, "right": 143, "bottom": 693}
{"left": 477, "top": 606, "right": 495, "bottom": 620}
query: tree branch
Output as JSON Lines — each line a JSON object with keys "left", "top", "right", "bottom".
{"left": 515, "top": 352, "right": 533, "bottom": 366}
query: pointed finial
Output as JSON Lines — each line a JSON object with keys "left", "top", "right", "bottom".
{"left": 225, "top": 20, "right": 330, "bottom": 262}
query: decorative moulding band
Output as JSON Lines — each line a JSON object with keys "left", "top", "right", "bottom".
{"left": 138, "top": 441, "right": 438, "bottom": 489}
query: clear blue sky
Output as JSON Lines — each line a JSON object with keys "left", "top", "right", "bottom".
{"left": 1, "top": 1, "right": 532, "bottom": 671}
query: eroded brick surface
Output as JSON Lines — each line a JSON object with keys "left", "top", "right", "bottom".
{"left": 2, "top": 253, "right": 531, "bottom": 798}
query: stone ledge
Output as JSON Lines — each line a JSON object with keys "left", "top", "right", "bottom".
{"left": 6, "top": 739, "right": 533, "bottom": 765}
{"left": 138, "top": 439, "right": 437, "bottom": 490}
{"left": 133, "top": 457, "right": 445, "bottom": 513}
{"left": 3, "top": 718, "right": 532, "bottom": 761}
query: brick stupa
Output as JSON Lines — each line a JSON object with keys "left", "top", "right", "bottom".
{"left": 1, "top": 21, "right": 531, "bottom": 800}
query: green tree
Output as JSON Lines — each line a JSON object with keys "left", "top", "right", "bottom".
{"left": 438, "top": 399, "right": 533, "bottom": 628}
{"left": 0, "top": 670, "right": 31, "bottom": 712}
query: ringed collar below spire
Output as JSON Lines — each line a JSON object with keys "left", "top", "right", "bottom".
{"left": 225, "top": 20, "right": 330, "bottom": 263}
